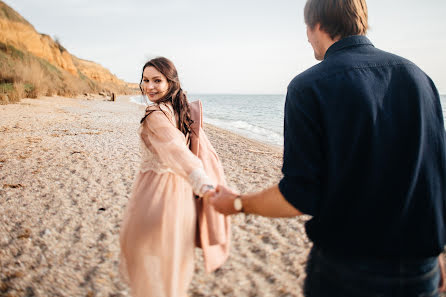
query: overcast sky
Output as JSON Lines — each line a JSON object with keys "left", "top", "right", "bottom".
{"left": 5, "top": 0, "right": 446, "bottom": 94}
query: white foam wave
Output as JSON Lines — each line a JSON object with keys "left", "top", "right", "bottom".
{"left": 130, "top": 95, "right": 148, "bottom": 106}
{"left": 205, "top": 117, "right": 283, "bottom": 146}
{"left": 128, "top": 95, "right": 284, "bottom": 146}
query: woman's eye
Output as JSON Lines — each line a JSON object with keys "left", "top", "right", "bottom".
{"left": 155, "top": 79, "right": 161, "bottom": 83}
{"left": 143, "top": 79, "right": 149, "bottom": 83}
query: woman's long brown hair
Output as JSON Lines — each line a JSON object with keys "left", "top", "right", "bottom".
{"left": 140, "top": 57, "right": 193, "bottom": 137}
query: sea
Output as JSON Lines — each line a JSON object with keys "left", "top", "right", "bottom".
{"left": 130, "top": 94, "right": 446, "bottom": 147}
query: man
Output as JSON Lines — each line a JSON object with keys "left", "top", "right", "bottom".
{"left": 209, "top": 0, "right": 446, "bottom": 296}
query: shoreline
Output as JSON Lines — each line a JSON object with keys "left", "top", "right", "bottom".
{"left": 204, "top": 123, "right": 283, "bottom": 153}
{"left": 129, "top": 95, "right": 284, "bottom": 149}
{"left": 0, "top": 95, "right": 311, "bottom": 297}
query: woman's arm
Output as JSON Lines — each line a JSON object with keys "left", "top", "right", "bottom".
{"left": 141, "top": 110, "right": 213, "bottom": 196}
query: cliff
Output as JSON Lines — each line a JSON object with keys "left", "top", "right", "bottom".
{"left": 0, "top": 1, "right": 132, "bottom": 103}
{"left": 0, "top": 17, "right": 78, "bottom": 76}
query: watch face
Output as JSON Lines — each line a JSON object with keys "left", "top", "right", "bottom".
{"left": 234, "top": 198, "right": 242, "bottom": 211}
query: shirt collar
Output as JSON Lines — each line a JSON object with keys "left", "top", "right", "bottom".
{"left": 324, "top": 35, "right": 374, "bottom": 59}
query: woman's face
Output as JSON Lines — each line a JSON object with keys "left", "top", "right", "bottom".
{"left": 141, "top": 66, "right": 169, "bottom": 102}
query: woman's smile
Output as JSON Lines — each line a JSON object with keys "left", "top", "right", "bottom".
{"left": 141, "top": 66, "right": 169, "bottom": 102}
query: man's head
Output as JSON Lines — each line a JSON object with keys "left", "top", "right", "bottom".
{"left": 304, "top": 0, "right": 368, "bottom": 60}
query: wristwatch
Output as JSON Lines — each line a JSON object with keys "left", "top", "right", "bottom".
{"left": 233, "top": 195, "right": 243, "bottom": 212}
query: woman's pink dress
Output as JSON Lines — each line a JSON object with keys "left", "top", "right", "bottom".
{"left": 120, "top": 103, "right": 212, "bottom": 297}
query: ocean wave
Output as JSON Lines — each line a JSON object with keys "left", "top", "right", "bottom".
{"left": 205, "top": 117, "right": 283, "bottom": 146}
{"left": 129, "top": 94, "right": 285, "bottom": 146}
{"left": 130, "top": 95, "right": 148, "bottom": 106}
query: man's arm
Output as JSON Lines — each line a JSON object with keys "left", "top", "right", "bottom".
{"left": 209, "top": 184, "right": 302, "bottom": 217}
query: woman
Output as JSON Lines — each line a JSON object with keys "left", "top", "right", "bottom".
{"left": 120, "top": 57, "right": 216, "bottom": 297}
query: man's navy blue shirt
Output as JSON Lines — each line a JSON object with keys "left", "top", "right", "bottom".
{"left": 279, "top": 35, "right": 446, "bottom": 258}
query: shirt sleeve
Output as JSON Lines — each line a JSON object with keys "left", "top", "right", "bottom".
{"left": 278, "top": 86, "right": 323, "bottom": 216}
{"left": 140, "top": 109, "right": 213, "bottom": 196}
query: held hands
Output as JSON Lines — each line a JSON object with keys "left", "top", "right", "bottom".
{"left": 208, "top": 185, "right": 241, "bottom": 215}
{"left": 200, "top": 184, "right": 241, "bottom": 215}
{"left": 201, "top": 188, "right": 216, "bottom": 200}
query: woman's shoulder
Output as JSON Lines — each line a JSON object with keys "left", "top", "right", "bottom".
{"left": 144, "top": 103, "right": 161, "bottom": 113}
{"left": 158, "top": 102, "right": 174, "bottom": 115}
{"left": 144, "top": 102, "right": 173, "bottom": 114}
{"left": 141, "top": 102, "right": 174, "bottom": 124}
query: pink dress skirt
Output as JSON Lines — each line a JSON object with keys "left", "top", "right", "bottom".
{"left": 120, "top": 170, "right": 196, "bottom": 297}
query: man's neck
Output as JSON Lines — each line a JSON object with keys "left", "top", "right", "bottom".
{"left": 321, "top": 37, "right": 339, "bottom": 59}
{"left": 318, "top": 31, "right": 341, "bottom": 60}
{"left": 309, "top": 24, "right": 340, "bottom": 61}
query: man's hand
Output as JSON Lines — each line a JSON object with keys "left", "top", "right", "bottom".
{"left": 210, "top": 184, "right": 302, "bottom": 217}
{"left": 209, "top": 185, "right": 240, "bottom": 215}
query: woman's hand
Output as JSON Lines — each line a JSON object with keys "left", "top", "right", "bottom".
{"left": 202, "top": 189, "right": 216, "bottom": 200}
{"left": 200, "top": 184, "right": 216, "bottom": 200}
{"left": 209, "top": 185, "right": 240, "bottom": 215}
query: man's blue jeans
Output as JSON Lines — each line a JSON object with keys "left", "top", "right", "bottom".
{"left": 304, "top": 246, "right": 441, "bottom": 297}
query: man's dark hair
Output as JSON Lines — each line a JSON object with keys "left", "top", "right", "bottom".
{"left": 304, "top": 0, "right": 368, "bottom": 39}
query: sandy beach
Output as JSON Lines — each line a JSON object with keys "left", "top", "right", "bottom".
{"left": 0, "top": 95, "right": 308, "bottom": 296}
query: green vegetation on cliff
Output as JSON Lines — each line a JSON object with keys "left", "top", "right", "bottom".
{"left": 0, "top": 41, "right": 107, "bottom": 104}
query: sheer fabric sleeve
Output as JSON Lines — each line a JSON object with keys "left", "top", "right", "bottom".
{"left": 140, "top": 109, "right": 213, "bottom": 196}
